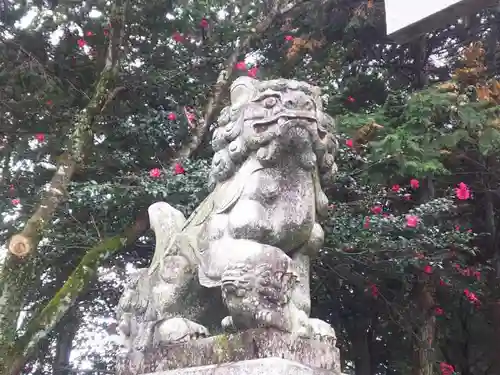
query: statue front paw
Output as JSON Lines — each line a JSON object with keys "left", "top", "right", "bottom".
{"left": 308, "top": 318, "right": 336, "bottom": 342}
{"left": 155, "top": 317, "right": 210, "bottom": 344}
{"left": 221, "top": 316, "right": 237, "bottom": 333}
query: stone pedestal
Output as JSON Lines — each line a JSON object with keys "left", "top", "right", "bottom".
{"left": 118, "top": 329, "right": 340, "bottom": 375}
{"left": 143, "top": 358, "right": 334, "bottom": 375}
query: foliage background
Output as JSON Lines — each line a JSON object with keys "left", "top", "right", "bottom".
{"left": 1, "top": 1, "right": 500, "bottom": 375}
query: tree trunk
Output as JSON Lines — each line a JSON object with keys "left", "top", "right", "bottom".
{"left": 53, "top": 307, "right": 80, "bottom": 375}
{"left": 411, "top": 279, "right": 436, "bottom": 375}
{"left": 352, "top": 319, "right": 372, "bottom": 375}
{"left": 0, "top": 0, "right": 128, "bottom": 371}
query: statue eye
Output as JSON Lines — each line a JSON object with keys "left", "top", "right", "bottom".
{"left": 263, "top": 96, "right": 278, "bottom": 108}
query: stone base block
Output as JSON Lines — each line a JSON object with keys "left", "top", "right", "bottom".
{"left": 118, "top": 329, "right": 340, "bottom": 375}
{"left": 143, "top": 358, "right": 335, "bottom": 375}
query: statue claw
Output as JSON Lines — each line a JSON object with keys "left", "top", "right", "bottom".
{"left": 155, "top": 317, "right": 210, "bottom": 345}
{"left": 307, "top": 318, "right": 336, "bottom": 342}
{"left": 221, "top": 316, "right": 237, "bottom": 333}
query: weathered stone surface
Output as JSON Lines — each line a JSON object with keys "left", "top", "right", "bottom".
{"left": 142, "top": 358, "right": 336, "bottom": 375}
{"left": 117, "top": 329, "right": 340, "bottom": 375}
{"left": 115, "top": 77, "right": 340, "bottom": 372}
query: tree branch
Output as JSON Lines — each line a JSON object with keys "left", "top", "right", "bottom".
{"left": 6, "top": 0, "right": 128, "bottom": 259}
{"left": 0, "top": 0, "right": 129, "bottom": 372}
{"left": 4, "top": 211, "right": 149, "bottom": 375}
{"left": 171, "top": 0, "right": 305, "bottom": 162}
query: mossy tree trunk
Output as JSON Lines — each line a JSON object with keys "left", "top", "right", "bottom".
{"left": 0, "top": 0, "right": 129, "bottom": 371}
{"left": 1, "top": 210, "right": 149, "bottom": 375}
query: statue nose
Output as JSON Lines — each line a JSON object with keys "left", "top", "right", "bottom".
{"left": 283, "top": 93, "right": 315, "bottom": 111}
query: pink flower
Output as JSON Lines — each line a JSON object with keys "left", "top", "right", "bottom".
{"left": 186, "top": 112, "right": 196, "bottom": 122}
{"left": 456, "top": 182, "right": 470, "bottom": 200}
{"left": 455, "top": 224, "right": 460, "bottom": 231}
{"left": 172, "top": 32, "right": 184, "bottom": 43}
{"left": 371, "top": 205, "right": 382, "bottom": 214}
{"left": 363, "top": 216, "right": 370, "bottom": 229}
{"left": 86, "top": 31, "right": 94, "bottom": 37}
{"left": 404, "top": 193, "right": 412, "bottom": 201}
{"left": 347, "top": 96, "right": 355, "bottom": 103}
{"left": 423, "top": 265, "right": 432, "bottom": 274}
{"left": 167, "top": 112, "right": 177, "bottom": 121}
{"left": 35, "top": 133, "right": 45, "bottom": 142}
{"left": 235, "top": 61, "right": 247, "bottom": 70}
{"left": 410, "top": 178, "right": 419, "bottom": 189}
{"left": 11, "top": 198, "right": 20, "bottom": 206}
{"left": 200, "top": 18, "right": 209, "bottom": 28}
{"left": 440, "top": 362, "right": 455, "bottom": 375}
{"left": 406, "top": 215, "right": 419, "bottom": 228}
{"left": 149, "top": 168, "right": 161, "bottom": 178}
{"left": 464, "top": 289, "right": 480, "bottom": 305}
{"left": 435, "top": 307, "right": 444, "bottom": 316}
{"left": 103, "top": 29, "right": 109, "bottom": 36}
{"left": 174, "top": 163, "right": 185, "bottom": 175}
{"left": 370, "top": 284, "right": 379, "bottom": 297}
{"left": 391, "top": 184, "right": 400, "bottom": 192}
{"left": 77, "top": 39, "right": 86, "bottom": 48}
{"left": 248, "top": 67, "right": 258, "bottom": 78}
{"left": 46, "top": 100, "right": 53, "bottom": 106}
{"left": 345, "top": 139, "right": 353, "bottom": 148}
{"left": 284, "top": 35, "right": 294, "bottom": 41}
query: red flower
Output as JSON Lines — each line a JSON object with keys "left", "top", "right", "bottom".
{"left": 347, "top": 96, "right": 355, "bottom": 103}
{"left": 406, "top": 215, "right": 419, "bottom": 228}
{"left": 370, "top": 284, "right": 379, "bottom": 297}
{"left": 186, "top": 112, "right": 196, "bottom": 122}
{"left": 248, "top": 67, "right": 258, "bottom": 78}
{"left": 423, "top": 265, "right": 432, "bottom": 274}
{"left": 167, "top": 112, "right": 177, "bottom": 121}
{"left": 404, "top": 193, "right": 412, "bottom": 201}
{"left": 371, "top": 205, "right": 382, "bottom": 214}
{"left": 391, "top": 184, "right": 400, "bottom": 192}
{"left": 46, "top": 100, "right": 53, "bottom": 105}
{"left": 440, "top": 362, "right": 455, "bottom": 375}
{"left": 435, "top": 307, "right": 444, "bottom": 315}
{"left": 9, "top": 184, "right": 14, "bottom": 191}
{"left": 410, "top": 178, "right": 419, "bottom": 189}
{"left": 149, "top": 168, "right": 161, "bottom": 178}
{"left": 86, "top": 31, "right": 94, "bottom": 37}
{"left": 474, "top": 270, "right": 481, "bottom": 280}
{"left": 284, "top": 35, "right": 294, "bottom": 41}
{"left": 103, "top": 29, "right": 109, "bottom": 36}
{"left": 363, "top": 216, "right": 370, "bottom": 229}
{"left": 455, "top": 182, "right": 470, "bottom": 200}
{"left": 174, "top": 163, "right": 185, "bottom": 175}
{"left": 11, "top": 198, "right": 20, "bottom": 206}
{"left": 35, "top": 133, "right": 45, "bottom": 142}
{"left": 172, "top": 32, "right": 184, "bottom": 43}
{"left": 455, "top": 224, "right": 460, "bottom": 231}
{"left": 345, "top": 139, "right": 354, "bottom": 148}
{"left": 77, "top": 39, "right": 86, "bottom": 48}
{"left": 200, "top": 18, "right": 209, "bottom": 28}
{"left": 235, "top": 61, "right": 247, "bottom": 70}
{"left": 464, "top": 289, "right": 480, "bottom": 305}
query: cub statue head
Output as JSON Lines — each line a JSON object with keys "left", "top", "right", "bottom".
{"left": 209, "top": 77, "right": 338, "bottom": 190}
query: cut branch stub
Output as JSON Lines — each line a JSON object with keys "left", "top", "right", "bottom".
{"left": 8, "top": 234, "right": 32, "bottom": 258}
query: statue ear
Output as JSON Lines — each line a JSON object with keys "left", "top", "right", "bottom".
{"left": 230, "top": 77, "right": 257, "bottom": 108}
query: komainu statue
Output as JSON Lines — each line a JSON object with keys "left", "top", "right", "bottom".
{"left": 116, "top": 77, "right": 338, "bottom": 357}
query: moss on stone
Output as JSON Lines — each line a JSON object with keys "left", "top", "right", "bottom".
{"left": 212, "top": 333, "right": 231, "bottom": 362}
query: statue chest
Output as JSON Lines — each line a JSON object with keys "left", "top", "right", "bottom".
{"left": 225, "top": 167, "right": 316, "bottom": 251}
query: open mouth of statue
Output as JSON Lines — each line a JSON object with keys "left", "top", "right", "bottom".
{"left": 253, "top": 116, "right": 315, "bottom": 134}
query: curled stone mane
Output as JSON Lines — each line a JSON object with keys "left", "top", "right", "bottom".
{"left": 208, "top": 77, "right": 338, "bottom": 193}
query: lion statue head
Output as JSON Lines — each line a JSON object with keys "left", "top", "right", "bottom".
{"left": 208, "top": 77, "right": 338, "bottom": 193}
